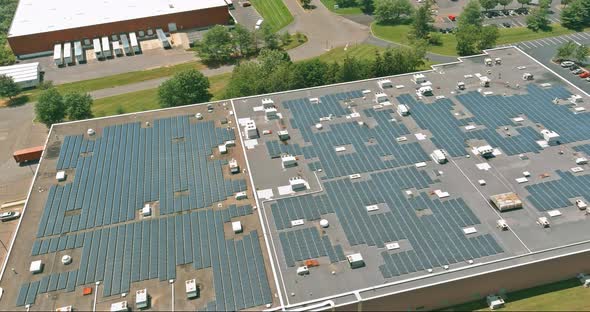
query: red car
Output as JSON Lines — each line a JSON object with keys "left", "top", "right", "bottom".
{"left": 448, "top": 15, "right": 456, "bottom": 21}
{"left": 580, "top": 71, "right": 590, "bottom": 78}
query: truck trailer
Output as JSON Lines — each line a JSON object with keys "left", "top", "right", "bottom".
{"left": 13, "top": 146, "right": 44, "bottom": 163}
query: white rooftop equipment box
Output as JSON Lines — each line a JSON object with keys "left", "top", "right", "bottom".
{"left": 218, "top": 144, "right": 227, "bottom": 154}
{"left": 495, "top": 57, "right": 502, "bottom": 65}
{"left": 186, "top": 279, "right": 199, "bottom": 299}
{"left": 418, "top": 86, "right": 433, "bottom": 96}
{"left": 53, "top": 43, "right": 63, "bottom": 66}
{"left": 540, "top": 129, "right": 560, "bottom": 144}
{"left": 397, "top": 104, "right": 409, "bottom": 116}
{"left": 570, "top": 94, "right": 583, "bottom": 104}
{"left": 265, "top": 107, "right": 278, "bottom": 120}
{"left": 297, "top": 266, "right": 309, "bottom": 275}
{"left": 235, "top": 191, "right": 247, "bottom": 200}
{"left": 232, "top": 221, "right": 243, "bottom": 233}
{"left": 484, "top": 58, "right": 493, "bottom": 66}
{"left": 457, "top": 81, "right": 465, "bottom": 90}
{"left": 262, "top": 98, "right": 274, "bottom": 108}
{"left": 289, "top": 176, "right": 307, "bottom": 191}
{"left": 56, "top": 171, "right": 66, "bottom": 181}
{"left": 346, "top": 253, "right": 365, "bottom": 269}
{"left": 430, "top": 149, "right": 447, "bottom": 164}
{"left": 142, "top": 204, "right": 152, "bottom": 217}
{"left": 576, "top": 199, "right": 587, "bottom": 210}
{"left": 278, "top": 130, "right": 290, "bottom": 141}
{"left": 477, "top": 145, "right": 494, "bottom": 157}
{"left": 245, "top": 122, "right": 258, "bottom": 139}
{"left": 537, "top": 217, "right": 550, "bottom": 228}
{"left": 523, "top": 73, "right": 534, "bottom": 80}
{"left": 413, "top": 73, "right": 427, "bottom": 84}
{"left": 30, "top": 260, "right": 43, "bottom": 273}
{"left": 378, "top": 79, "right": 393, "bottom": 89}
{"left": 229, "top": 158, "right": 240, "bottom": 173}
{"left": 576, "top": 157, "right": 588, "bottom": 165}
{"left": 281, "top": 155, "right": 297, "bottom": 168}
{"left": 497, "top": 219, "right": 508, "bottom": 230}
{"left": 375, "top": 92, "right": 388, "bottom": 103}
{"left": 136, "top": 289, "right": 148, "bottom": 309}
{"left": 309, "top": 97, "right": 320, "bottom": 104}
{"left": 479, "top": 76, "right": 491, "bottom": 87}
{"left": 110, "top": 301, "right": 128, "bottom": 312}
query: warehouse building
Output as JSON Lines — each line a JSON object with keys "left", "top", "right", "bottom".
{"left": 3, "top": 47, "right": 590, "bottom": 311}
{"left": 7, "top": 0, "right": 230, "bottom": 57}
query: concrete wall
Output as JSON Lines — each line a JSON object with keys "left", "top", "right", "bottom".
{"left": 8, "top": 6, "right": 229, "bottom": 56}
{"left": 335, "top": 250, "right": 590, "bottom": 311}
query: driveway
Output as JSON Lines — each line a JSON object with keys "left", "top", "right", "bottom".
{"left": 283, "top": 0, "right": 370, "bottom": 61}
{"left": 0, "top": 103, "right": 47, "bottom": 205}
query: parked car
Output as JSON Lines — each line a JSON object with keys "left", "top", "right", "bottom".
{"left": 585, "top": 77, "right": 590, "bottom": 82}
{"left": 572, "top": 68, "right": 584, "bottom": 75}
{"left": 579, "top": 71, "right": 590, "bottom": 78}
{"left": 448, "top": 15, "right": 456, "bottom": 21}
{"left": 241, "top": 1, "right": 251, "bottom": 7}
{"left": 0, "top": 211, "right": 20, "bottom": 222}
{"left": 515, "top": 7, "right": 529, "bottom": 14}
{"left": 502, "top": 22, "right": 511, "bottom": 28}
{"left": 561, "top": 61, "right": 575, "bottom": 67}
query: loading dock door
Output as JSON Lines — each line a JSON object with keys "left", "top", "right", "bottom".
{"left": 168, "top": 23, "right": 177, "bottom": 32}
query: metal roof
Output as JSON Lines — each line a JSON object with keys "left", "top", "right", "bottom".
{"left": 8, "top": 0, "right": 227, "bottom": 37}
{"left": 0, "top": 62, "right": 39, "bottom": 83}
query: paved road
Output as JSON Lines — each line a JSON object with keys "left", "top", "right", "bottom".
{"left": 283, "top": 0, "right": 370, "bottom": 60}
{"left": 0, "top": 103, "right": 46, "bottom": 205}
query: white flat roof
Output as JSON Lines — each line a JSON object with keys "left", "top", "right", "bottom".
{"left": 9, "top": 0, "right": 227, "bottom": 37}
{"left": 0, "top": 62, "right": 39, "bottom": 83}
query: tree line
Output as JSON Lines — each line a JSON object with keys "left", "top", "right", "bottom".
{"left": 0, "top": 0, "right": 17, "bottom": 66}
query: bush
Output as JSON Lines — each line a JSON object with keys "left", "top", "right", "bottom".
{"left": 428, "top": 32, "right": 443, "bottom": 46}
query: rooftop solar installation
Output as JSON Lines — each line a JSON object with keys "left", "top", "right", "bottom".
{"left": 4, "top": 47, "right": 590, "bottom": 311}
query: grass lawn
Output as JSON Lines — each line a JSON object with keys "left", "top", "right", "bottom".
{"left": 92, "top": 72, "right": 232, "bottom": 117}
{"left": 320, "top": 0, "right": 364, "bottom": 14}
{"left": 444, "top": 279, "right": 590, "bottom": 311}
{"left": 21, "top": 61, "right": 205, "bottom": 103}
{"left": 316, "top": 44, "right": 385, "bottom": 62}
{"left": 251, "top": 0, "right": 294, "bottom": 32}
{"left": 281, "top": 33, "right": 308, "bottom": 51}
{"left": 371, "top": 23, "right": 580, "bottom": 57}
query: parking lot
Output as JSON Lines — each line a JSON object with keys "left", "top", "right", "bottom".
{"left": 229, "top": 0, "right": 263, "bottom": 31}
{"left": 506, "top": 31, "right": 590, "bottom": 94}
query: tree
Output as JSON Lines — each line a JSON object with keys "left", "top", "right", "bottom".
{"left": 280, "top": 31, "right": 292, "bottom": 47}
{"left": 301, "top": 0, "right": 312, "bottom": 8}
{"left": 0, "top": 74, "right": 20, "bottom": 100}
{"left": 260, "top": 24, "right": 279, "bottom": 50}
{"left": 575, "top": 44, "right": 589, "bottom": 64}
{"left": 410, "top": 1, "right": 433, "bottom": 40}
{"left": 480, "top": 0, "right": 498, "bottom": 12}
{"left": 561, "top": 0, "right": 572, "bottom": 6}
{"left": 63, "top": 92, "right": 93, "bottom": 120}
{"left": 289, "top": 59, "right": 329, "bottom": 89}
{"left": 372, "top": 49, "right": 386, "bottom": 77}
{"left": 497, "top": 0, "right": 513, "bottom": 10}
{"left": 526, "top": 7, "right": 550, "bottom": 31}
{"left": 458, "top": 0, "right": 483, "bottom": 28}
{"left": 158, "top": 69, "right": 211, "bottom": 108}
{"left": 258, "top": 49, "right": 291, "bottom": 73}
{"left": 360, "top": 0, "right": 375, "bottom": 14}
{"left": 232, "top": 24, "right": 256, "bottom": 56}
{"left": 0, "top": 44, "right": 16, "bottom": 66}
{"left": 477, "top": 25, "right": 500, "bottom": 50}
{"left": 517, "top": 0, "right": 532, "bottom": 7}
{"left": 197, "top": 25, "right": 234, "bottom": 63}
{"left": 35, "top": 88, "right": 65, "bottom": 127}
{"left": 375, "top": 0, "right": 414, "bottom": 24}
{"left": 555, "top": 41, "right": 577, "bottom": 60}
{"left": 561, "top": 0, "right": 585, "bottom": 30}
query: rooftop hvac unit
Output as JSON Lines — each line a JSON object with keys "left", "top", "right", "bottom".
{"left": 185, "top": 279, "right": 199, "bottom": 299}
{"left": 262, "top": 98, "right": 275, "bottom": 109}
{"left": 413, "top": 73, "right": 427, "bottom": 84}
{"left": 397, "top": 104, "right": 409, "bottom": 116}
{"left": 245, "top": 122, "right": 258, "bottom": 139}
{"left": 281, "top": 155, "right": 297, "bottom": 168}
{"left": 297, "top": 266, "right": 310, "bottom": 275}
{"left": 278, "top": 130, "right": 290, "bottom": 141}
{"left": 309, "top": 97, "right": 320, "bottom": 104}
{"left": 540, "top": 129, "right": 560, "bottom": 143}
{"left": 490, "top": 192, "right": 523, "bottom": 211}
{"left": 110, "top": 301, "right": 128, "bottom": 312}
{"left": 346, "top": 253, "right": 365, "bottom": 269}
{"left": 570, "top": 94, "right": 583, "bottom": 104}
{"left": 576, "top": 157, "right": 588, "bottom": 165}
{"left": 378, "top": 79, "right": 393, "bottom": 89}
{"left": 537, "top": 216, "right": 550, "bottom": 228}
{"left": 319, "top": 219, "right": 329, "bottom": 228}
{"left": 235, "top": 191, "right": 247, "bottom": 200}
{"left": 495, "top": 57, "right": 502, "bottom": 65}
{"left": 375, "top": 92, "right": 388, "bottom": 103}
{"left": 265, "top": 107, "right": 278, "bottom": 120}
{"left": 522, "top": 73, "right": 534, "bottom": 80}
{"left": 477, "top": 145, "right": 494, "bottom": 157}
{"left": 61, "top": 255, "right": 72, "bottom": 265}
{"left": 457, "top": 81, "right": 466, "bottom": 90}
{"left": 136, "top": 289, "right": 148, "bottom": 309}
{"left": 479, "top": 76, "right": 491, "bottom": 87}
{"left": 576, "top": 199, "right": 587, "bottom": 210}
{"left": 289, "top": 176, "right": 307, "bottom": 191}
{"left": 417, "top": 86, "right": 433, "bottom": 96}
{"left": 496, "top": 219, "right": 508, "bottom": 230}
{"left": 142, "top": 204, "right": 152, "bottom": 217}
{"left": 430, "top": 149, "right": 447, "bottom": 164}
{"left": 229, "top": 159, "right": 240, "bottom": 174}
{"left": 484, "top": 58, "right": 493, "bottom": 66}
{"left": 218, "top": 144, "right": 227, "bottom": 154}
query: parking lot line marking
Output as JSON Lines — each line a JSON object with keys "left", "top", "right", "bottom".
{"left": 547, "top": 37, "right": 561, "bottom": 44}
{"left": 521, "top": 42, "right": 533, "bottom": 49}
{"left": 528, "top": 41, "right": 538, "bottom": 48}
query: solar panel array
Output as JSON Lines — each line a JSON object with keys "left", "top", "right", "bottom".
{"left": 282, "top": 93, "right": 430, "bottom": 179}
{"left": 279, "top": 227, "right": 347, "bottom": 267}
{"left": 266, "top": 140, "right": 303, "bottom": 158}
{"left": 18, "top": 116, "right": 272, "bottom": 310}
{"left": 40, "top": 116, "right": 246, "bottom": 239}
{"left": 525, "top": 170, "right": 590, "bottom": 211}
{"left": 400, "top": 85, "right": 590, "bottom": 157}
{"left": 573, "top": 144, "right": 590, "bottom": 157}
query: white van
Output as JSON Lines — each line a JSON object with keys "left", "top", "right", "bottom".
{"left": 255, "top": 19, "right": 263, "bottom": 30}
